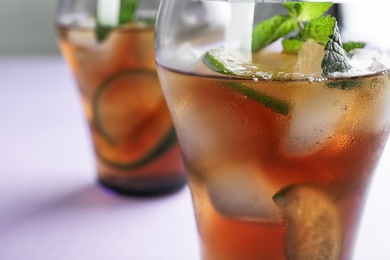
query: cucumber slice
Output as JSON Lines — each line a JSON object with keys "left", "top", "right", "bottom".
{"left": 273, "top": 184, "right": 342, "bottom": 260}
{"left": 92, "top": 69, "right": 176, "bottom": 169}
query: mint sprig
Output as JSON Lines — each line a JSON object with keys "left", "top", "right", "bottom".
{"left": 95, "top": 0, "right": 140, "bottom": 42}
{"left": 284, "top": 2, "right": 333, "bottom": 22}
{"left": 251, "top": 2, "right": 361, "bottom": 75}
{"left": 118, "top": 0, "right": 139, "bottom": 24}
{"left": 321, "top": 22, "right": 352, "bottom": 76}
{"left": 282, "top": 15, "right": 335, "bottom": 54}
{"left": 252, "top": 2, "right": 332, "bottom": 52}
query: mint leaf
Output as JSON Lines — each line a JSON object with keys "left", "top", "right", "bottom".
{"left": 252, "top": 15, "right": 299, "bottom": 52}
{"left": 282, "top": 16, "right": 335, "bottom": 54}
{"left": 119, "top": 0, "right": 139, "bottom": 24}
{"left": 282, "top": 38, "right": 304, "bottom": 54}
{"left": 300, "top": 16, "right": 336, "bottom": 45}
{"left": 283, "top": 3, "right": 300, "bottom": 19}
{"left": 95, "top": 0, "right": 139, "bottom": 42}
{"left": 95, "top": 24, "right": 112, "bottom": 42}
{"left": 343, "top": 42, "right": 366, "bottom": 52}
{"left": 252, "top": 2, "right": 334, "bottom": 52}
{"left": 321, "top": 22, "right": 352, "bottom": 76}
{"left": 284, "top": 2, "right": 333, "bottom": 22}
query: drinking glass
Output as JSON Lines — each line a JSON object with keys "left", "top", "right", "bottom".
{"left": 155, "top": 0, "right": 390, "bottom": 259}
{"left": 55, "top": 0, "right": 186, "bottom": 196}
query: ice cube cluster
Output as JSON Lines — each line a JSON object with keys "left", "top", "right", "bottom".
{"left": 295, "top": 41, "right": 390, "bottom": 78}
{"left": 284, "top": 44, "right": 390, "bottom": 156}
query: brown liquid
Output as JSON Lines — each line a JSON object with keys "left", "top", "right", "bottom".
{"left": 158, "top": 65, "right": 390, "bottom": 258}
{"left": 57, "top": 25, "right": 185, "bottom": 196}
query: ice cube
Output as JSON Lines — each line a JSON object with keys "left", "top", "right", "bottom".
{"left": 283, "top": 84, "right": 354, "bottom": 156}
{"left": 160, "top": 43, "right": 202, "bottom": 72}
{"left": 297, "top": 41, "right": 325, "bottom": 77}
{"left": 380, "top": 50, "right": 390, "bottom": 68}
{"left": 174, "top": 99, "right": 218, "bottom": 170}
{"left": 207, "top": 165, "right": 281, "bottom": 221}
{"left": 68, "top": 29, "right": 96, "bottom": 50}
{"left": 368, "top": 60, "right": 387, "bottom": 73}
{"left": 349, "top": 48, "right": 382, "bottom": 71}
{"left": 352, "top": 75, "right": 390, "bottom": 133}
{"left": 366, "top": 49, "right": 390, "bottom": 73}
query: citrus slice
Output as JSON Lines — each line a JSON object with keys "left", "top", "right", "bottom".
{"left": 202, "top": 48, "right": 292, "bottom": 116}
{"left": 92, "top": 69, "right": 176, "bottom": 169}
{"left": 203, "top": 48, "right": 256, "bottom": 77}
{"left": 273, "top": 184, "right": 342, "bottom": 260}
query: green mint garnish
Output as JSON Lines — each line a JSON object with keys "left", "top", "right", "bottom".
{"left": 282, "top": 16, "right": 335, "bottom": 54}
{"left": 300, "top": 16, "right": 336, "bottom": 46}
{"left": 118, "top": 0, "right": 139, "bottom": 24}
{"left": 343, "top": 42, "right": 366, "bottom": 52}
{"left": 282, "top": 38, "right": 304, "bottom": 54}
{"left": 283, "top": 2, "right": 333, "bottom": 22}
{"left": 252, "top": 15, "right": 299, "bottom": 53}
{"left": 95, "top": 25, "right": 111, "bottom": 43}
{"left": 252, "top": 2, "right": 332, "bottom": 52}
{"left": 321, "top": 22, "right": 352, "bottom": 76}
{"left": 251, "top": 2, "right": 358, "bottom": 75}
{"left": 95, "top": 0, "right": 139, "bottom": 42}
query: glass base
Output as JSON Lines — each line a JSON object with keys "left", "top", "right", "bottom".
{"left": 98, "top": 173, "right": 187, "bottom": 196}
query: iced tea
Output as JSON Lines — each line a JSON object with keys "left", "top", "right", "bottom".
{"left": 156, "top": 0, "right": 390, "bottom": 259}
{"left": 57, "top": 15, "right": 185, "bottom": 195}
{"left": 158, "top": 66, "right": 390, "bottom": 259}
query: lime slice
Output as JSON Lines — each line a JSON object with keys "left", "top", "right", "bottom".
{"left": 203, "top": 49, "right": 291, "bottom": 116}
{"left": 222, "top": 82, "right": 291, "bottom": 116}
{"left": 273, "top": 184, "right": 342, "bottom": 260}
{"left": 202, "top": 48, "right": 256, "bottom": 77}
{"left": 92, "top": 69, "right": 176, "bottom": 169}
{"left": 202, "top": 51, "right": 236, "bottom": 75}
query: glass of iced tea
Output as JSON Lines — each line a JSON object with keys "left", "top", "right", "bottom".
{"left": 55, "top": 0, "right": 186, "bottom": 196}
{"left": 156, "top": 0, "right": 390, "bottom": 259}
